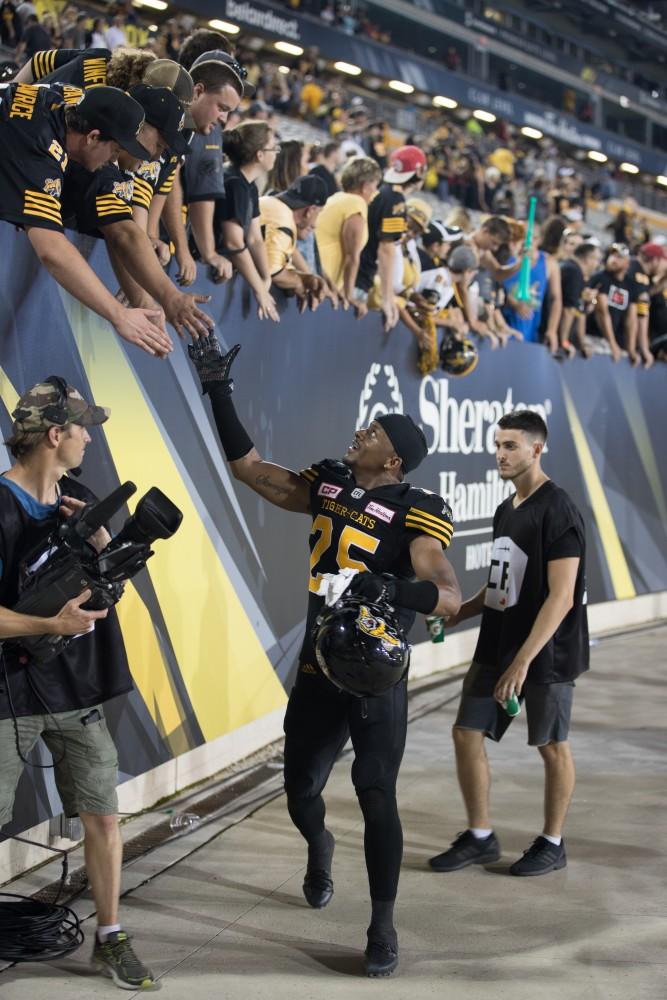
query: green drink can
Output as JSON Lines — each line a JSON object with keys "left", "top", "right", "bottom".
{"left": 425, "top": 616, "right": 445, "bottom": 644}
{"left": 504, "top": 694, "right": 521, "bottom": 717}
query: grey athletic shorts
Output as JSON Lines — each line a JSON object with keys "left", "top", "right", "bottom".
{"left": 454, "top": 661, "right": 575, "bottom": 746}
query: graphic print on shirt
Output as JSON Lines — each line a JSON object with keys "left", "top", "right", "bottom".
{"left": 484, "top": 535, "right": 528, "bottom": 612}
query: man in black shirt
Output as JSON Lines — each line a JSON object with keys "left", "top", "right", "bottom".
{"left": 626, "top": 242, "right": 665, "bottom": 368}
{"left": 356, "top": 144, "right": 426, "bottom": 331}
{"left": 61, "top": 84, "right": 213, "bottom": 341}
{"left": 558, "top": 240, "right": 601, "bottom": 356}
{"left": 586, "top": 243, "right": 634, "bottom": 360}
{"left": 0, "top": 82, "right": 171, "bottom": 357}
{"left": 0, "top": 378, "right": 154, "bottom": 989}
{"left": 189, "top": 337, "right": 461, "bottom": 977}
{"left": 430, "top": 410, "right": 588, "bottom": 877}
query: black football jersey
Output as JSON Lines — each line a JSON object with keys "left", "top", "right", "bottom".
{"left": 62, "top": 161, "right": 134, "bottom": 238}
{"left": 0, "top": 82, "right": 82, "bottom": 232}
{"left": 298, "top": 458, "right": 454, "bottom": 665}
{"left": 31, "top": 48, "right": 110, "bottom": 89}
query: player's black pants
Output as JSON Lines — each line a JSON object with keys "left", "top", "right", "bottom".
{"left": 283, "top": 667, "right": 407, "bottom": 902}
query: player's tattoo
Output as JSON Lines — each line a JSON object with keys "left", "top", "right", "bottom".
{"left": 256, "top": 474, "right": 291, "bottom": 499}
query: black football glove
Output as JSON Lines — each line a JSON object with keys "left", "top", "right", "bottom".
{"left": 188, "top": 337, "right": 240, "bottom": 395}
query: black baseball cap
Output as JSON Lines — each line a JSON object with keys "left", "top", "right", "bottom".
{"left": 279, "top": 174, "right": 328, "bottom": 210}
{"left": 77, "top": 86, "right": 150, "bottom": 160}
{"left": 130, "top": 85, "right": 191, "bottom": 155}
{"left": 190, "top": 49, "right": 254, "bottom": 97}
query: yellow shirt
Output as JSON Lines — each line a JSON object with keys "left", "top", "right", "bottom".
{"left": 315, "top": 191, "right": 368, "bottom": 289}
{"left": 259, "top": 195, "right": 296, "bottom": 276}
{"left": 488, "top": 147, "right": 515, "bottom": 178}
{"left": 300, "top": 81, "right": 324, "bottom": 113}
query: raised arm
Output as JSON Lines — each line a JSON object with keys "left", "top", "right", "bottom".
{"left": 189, "top": 339, "right": 310, "bottom": 514}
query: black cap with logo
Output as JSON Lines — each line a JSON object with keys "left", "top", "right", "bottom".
{"left": 279, "top": 174, "right": 328, "bottom": 210}
{"left": 76, "top": 86, "right": 151, "bottom": 160}
{"left": 129, "top": 85, "right": 191, "bottom": 155}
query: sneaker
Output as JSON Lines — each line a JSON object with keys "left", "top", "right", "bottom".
{"left": 364, "top": 939, "right": 399, "bottom": 977}
{"left": 429, "top": 830, "right": 501, "bottom": 872}
{"left": 509, "top": 836, "right": 567, "bottom": 876}
{"left": 92, "top": 930, "right": 155, "bottom": 990}
{"left": 303, "top": 868, "right": 334, "bottom": 908}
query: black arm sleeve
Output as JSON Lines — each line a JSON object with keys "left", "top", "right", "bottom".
{"left": 208, "top": 384, "right": 254, "bottom": 462}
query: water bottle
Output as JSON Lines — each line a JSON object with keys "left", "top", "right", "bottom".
{"left": 168, "top": 812, "right": 201, "bottom": 834}
{"left": 425, "top": 615, "right": 445, "bottom": 643}
{"left": 503, "top": 694, "right": 521, "bottom": 717}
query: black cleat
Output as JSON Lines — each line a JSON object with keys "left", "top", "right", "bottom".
{"left": 364, "top": 940, "right": 399, "bottom": 977}
{"left": 302, "top": 868, "right": 334, "bottom": 908}
{"left": 429, "top": 830, "right": 501, "bottom": 872}
{"left": 509, "top": 836, "right": 567, "bottom": 876}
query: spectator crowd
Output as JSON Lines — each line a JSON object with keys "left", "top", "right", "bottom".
{"left": 0, "top": 9, "right": 665, "bottom": 370}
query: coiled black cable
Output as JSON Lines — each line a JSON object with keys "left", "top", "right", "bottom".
{"left": 0, "top": 892, "right": 83, "bottom": 962}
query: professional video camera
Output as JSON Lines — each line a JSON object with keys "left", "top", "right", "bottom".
{"left": 12, "top": 481, "right": 182, "bottom": 665}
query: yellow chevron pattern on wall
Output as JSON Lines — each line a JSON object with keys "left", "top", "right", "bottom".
{"left": 65, "top": 305, "right": 287, "bottom": 743}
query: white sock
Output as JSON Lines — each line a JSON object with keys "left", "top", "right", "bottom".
{"left": 543, "top": 834, "right": 562, "bottom": 846}
{"left": 97, "top": 923, "right": 121, "bottom": 942}
{"left": 470, "top": 827, "right": 493, "bottom": 839}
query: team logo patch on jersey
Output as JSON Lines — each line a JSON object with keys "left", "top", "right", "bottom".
{"left": 351, "top": 488, "right": 365, "bottom": 499}
{"left": 318, "top": 482, "right": 343, "bottom": 499}
{"left": 136, "top": 160, "right": 160, "bottom": 183}
{"left": 357, "top": 606, "right": 402, "bottom": 652}
{"left": 43, "top": 178, "right": 61, "bottom": 198}
{"left": 608, "top": 285, "right": 629, "bottom": 310}
{"left": 365, "top": 501, "right": 394, "bottom": 523}
{"left": 112, "top": 180, "right": 134, "bottom": 202}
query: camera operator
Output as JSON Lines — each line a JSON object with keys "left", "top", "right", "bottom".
{"left": 0, "top": 377, "right": 155, "bottom": 991}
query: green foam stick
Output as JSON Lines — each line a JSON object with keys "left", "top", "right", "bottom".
{"left": 515, "top": 196, "right": 537, "bottom": 302}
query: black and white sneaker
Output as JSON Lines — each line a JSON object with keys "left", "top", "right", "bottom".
{"left": 429, "top": 830, "right": 501, "bottom": 872}
{"left": 509, "top": 836, "right": 567, "bottom": 876}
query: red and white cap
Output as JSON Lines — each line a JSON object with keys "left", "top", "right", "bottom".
{"left": 383, "top": 145, "right": 427, "bottom": 184}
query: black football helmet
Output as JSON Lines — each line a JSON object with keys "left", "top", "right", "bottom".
{"left": 313, "top": 595, "right": 410, "bottom": 697}
{"left": 439, "top": 333, "right": 479, "bottom": 377}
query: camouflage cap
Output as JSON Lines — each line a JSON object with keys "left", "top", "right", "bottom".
{"left": 12, "top": 379, "right": 110, "bottom": 432}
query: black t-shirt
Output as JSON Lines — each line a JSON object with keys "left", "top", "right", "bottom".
{"left": 0, "top": 82, "right": 79, "bottom": 233}
{"left": 181, "top": 127, "right": 225, "bottom": 205}
{"left": 309, "top": 163, "right": 338, "bottom": 199}
{"left": 418, "top": 246, "right": 444, "bottom": 273}
{"left": 560, "top": 258, "right": 585, "bottom": 311}
{"left": 356, "top": 184, "right": 407, "bottom": 292}
{"left": 213, "top": 165, "right": 259, "bottom": 250}
{"left": 473, "top": 480, "right": 589, "bottom": 683}
{"left": 297, "top": 458, "right": 454, "bottom": 666}
{"left": 62, "top": 161, "right": 134, "bottom": 237}
{"left": 0, "top": 475, "right": 133, "bottom": 719}
{"left": 31, "top": 47, "right": 110, "bottom": 88}
{"left": 587, "top": 268, "right": 632, "bottom": 347}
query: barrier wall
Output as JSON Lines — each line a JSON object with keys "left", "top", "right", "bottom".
{"left": 1, "top": 227, "right": 666, "bottom": 838}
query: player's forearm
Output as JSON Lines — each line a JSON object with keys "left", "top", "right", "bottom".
{"left": 0, "top": 606, "right": 60, "bottom": 639}
{"left": 512, "top": 590, "right": 574, "bottom": 669}
{"left": 377, "top": 241, "right": 395, "bottom": 301}
{"left": 189, "top": 201, "right": 216, "bottom": 262}
{"left": 27, "top": 228, "right": 125, "bottom": 326}
{"left": 105, "top": 224, "right": 176, "bottom": 309}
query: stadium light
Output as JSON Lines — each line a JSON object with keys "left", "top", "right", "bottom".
{"left": 389, "top": 80, "right": 415, "bottom": 94}
{"left": 208, "top": 19, "right": 241, "bottom": 34}
{"left": 278, "top": 66, "right": 291, "bottom": 75}
{"left": 521, "top": 126, "right": 543, "bottom": 140}
{"left": 433, "top": 95, "right": 458, "bottom": 109}
{"left": 620, "top": 162, "right": 640, "bottom": 174}
{"left": 133, "top": 0, "right": 168, "bottom": 9}
{"left": 587, "top": 150, "right": 608, "bottom": 162}
{"left": 275, "top": 41, "right": 304, "bottom": 56}
{"left": 657, "top": 175, "right": 667, "bottom": 186}
{"left": 148, "top": 23, "right": 158, "bottom": 31}
{"left": 334, "top": 61, "right": 362, "bottom": 76}
{"left": 473, "top": 109, "right": 496, "bottom": 123}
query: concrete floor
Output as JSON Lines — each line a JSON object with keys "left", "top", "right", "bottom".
{"left": 1, "top": 624, "right": 666, "bottom": 999}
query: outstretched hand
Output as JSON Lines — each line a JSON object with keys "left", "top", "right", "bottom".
{"left": 188, "top": 337, "right": 241, "bottom": 394}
